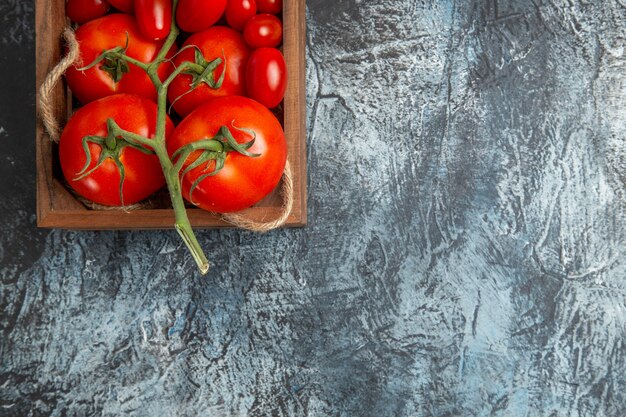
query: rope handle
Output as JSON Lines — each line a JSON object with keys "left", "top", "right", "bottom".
{"left": 223, "top": 160, "right": 294, "bottom": 232}
{"left": 38, "top": 27, "right": 81, "bottom": 144}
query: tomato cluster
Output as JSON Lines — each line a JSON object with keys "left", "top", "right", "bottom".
{"left": 61, "top": 0, "right": 288, "bottom": 213}
{"left": 171, "top": 0, "right": 287, "bottom": 112}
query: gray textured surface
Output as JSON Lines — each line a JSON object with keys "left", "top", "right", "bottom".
{"left": 2, "top": 0, "right": 626, "bottom": 416}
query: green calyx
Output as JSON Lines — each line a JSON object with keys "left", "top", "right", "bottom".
{"left": 172, "top": 124, "right": 260, "bottom": 205}
{"left": 168, "top": 47, "right": 227, "bottom": 113}
{"left": 74, "top": 118, "right": 154, "bottom": 206}
{"left": 78, "top": 33, "right": 142, "bottom": 83}
{"left": 187, "top": 47, "right": 226, "bottom": 90}
{"left": 100, "top": 53, "right": 130, "bottom": 83}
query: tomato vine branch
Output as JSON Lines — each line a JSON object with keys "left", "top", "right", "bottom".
{"left": 143, "top": 0, "right": 211, "bottom": 275}
{"left": 74, "top": 0, "right": 261, "bottom": 275}
{"left": 80, "top": 0, "right": 211, "bottom": 274}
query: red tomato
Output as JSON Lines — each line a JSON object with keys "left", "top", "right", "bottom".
{"left": 66, "top": 0, "right": 110, "bottom": 24}
{"left": 243, "top": 13, "right": 282, "bottom": 48}
{"left": 167, "top": 96, "right": 287, "bottom": 213}
{"left": 256, "top": 0, "right": 281, "bottom": 14}
{"left": 66, "top": 14, "right": 177, "bottom": 104}
{"left": 176, "top": 0, "right": 227, "bottom": 33}
{"left": 168, "top": 27, "right": 251, "bottom": 117}
{"left": 135, "top": 0, "right": 172, "bottom": 40}
{"left": 108, "top": 0, "right": 133, "bottom": 12}
{"left": 59, "top": 94, "right": 173, "bottom": 206}
{"left": 245, "top": 47, "right": 287, "bottom": 108}
{"left": 225, "top": 0, "right": 256, "bottom": 31}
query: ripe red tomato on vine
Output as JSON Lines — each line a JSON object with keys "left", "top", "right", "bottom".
{"left": 167, "top": 96, "right": 287, "bottom": 213}
{"left": 66, "top": 14, "right": 177, "bottom": 104}
{"left": 59, "top": 94, "right": 173, "bottom": 206}
{"left": 168, "top": 26, "right": 251, "bottom": 117}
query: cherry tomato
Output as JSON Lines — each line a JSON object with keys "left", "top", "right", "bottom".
{"left": 167, "top": 96, "right": 287, "bottom": 213}
{"left": 59, "top": 94, "right": 173, "bottom": 206}
{"left": 108, "top": 0, "right": 134, "bottom": 13}
{"left": 243, "top": 13, "right": 282, "bottom": 48}
{"left": 134, "top": 0, "right": 172, "bottom": 41}
{"left": 66, "top": 14, "right": 177, "bottom": 104}
{"left": 225, "top": 0, "right": 256, "bottom": 31}
{"left": 256, "top": 0, "right": 281, "bottom": 14}
{"left": 176, "top": 0, "right": 227, "bottom": 33}
{"left": 245, "top": 47, "right": 287, "bottom": 108}
{"left": 108, "top": 0, "right": 133, "bottom": 12}
{"left": 66, "top": 0, "right": 110, "bottom": 24}
{"left": 168, "top": 27, "right": 251, "bottom": 117}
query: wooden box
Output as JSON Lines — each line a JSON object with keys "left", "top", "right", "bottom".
{"left": 35, "top": 0, "right": 306, "bottom": 229}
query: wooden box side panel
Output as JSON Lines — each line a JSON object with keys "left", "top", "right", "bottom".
{"left": 283, "top": 0, "right": 308, "bottom": 226}
{"left": 36, "top": 0, "right": 307, "bottom": 230}
{"left": 36, "top": 0, "right": 82, "bottom": 227}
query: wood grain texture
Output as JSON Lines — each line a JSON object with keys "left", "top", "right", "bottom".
{"left": 35, "top": 0, "right": 307, "bottom": 229}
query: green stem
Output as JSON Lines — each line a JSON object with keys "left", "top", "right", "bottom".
{"left": 145, "top": 0, "right": 210, "bottom": 274}
{"left": 110, "top": 52, "right": 148, "bottom": 71}
{"left": 146, "top": 0, "right": 181, "bottom": 89}
{"left": 111, "top": 92, "right": 210, "bottom": 274}
{"left": 154, "top": 143, "right": 209, "bottom": 274}
{"left": 107, "top": 120, "right": 154, "bottom": 148}
{"left": 163, "top": 61, "right": 198, "bottom": 89}
{"left": 79, "top": 0, "right": 211, "bottom": 274}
